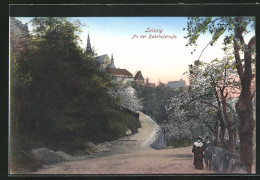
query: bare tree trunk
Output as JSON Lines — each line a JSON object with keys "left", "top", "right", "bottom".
{"left": 233, "top": 17, "right": 256, "bottom": 173}
{"left": 221, "top": 91, "right": 235, "bottom": 152}
{"left": 228, "top": 130, "right": 235, "bottom": 153}
{"left": 213, "top": 120, "right": 219, "bottom": 146}
{"left": 236, "top": 89, "right": 255, "bottom": 173}
{"left": 219, "top": 122, "right": 225, "bottom": 149}
{"left": 216, "top": 107, "right": 226, "bottom": 149}
{"left": 213, "top": 85, "right": 226, "bottom": 149}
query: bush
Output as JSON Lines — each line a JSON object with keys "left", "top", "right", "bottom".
{"left": 126, "top": 113, "right": 141, "bottom": 134}
{"left": 83, "top": 109, "right": 141, "bottom": 142}
{"left": 9, "top": 135, "right": 43, "bottom": 173}
{"left": 167, "top": 138, "right": 192, "bottom": 148}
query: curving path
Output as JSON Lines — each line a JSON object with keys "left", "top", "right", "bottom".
{"left": 88, "top": 112, "right": 160, "bottom": 156}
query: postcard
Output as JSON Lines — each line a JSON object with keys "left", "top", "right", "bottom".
{"left": 8, "top": 4, "right": 257, "bottom": 175}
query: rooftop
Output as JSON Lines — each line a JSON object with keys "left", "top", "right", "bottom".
{"left": 95, "top": 54, "right": 109, "bottom": 63}
{"left": 134, "top": 71, "right": 144, "bottom": 81}
{"left": 167, "top": 80, "right": 186, "bottom": 88}
{"left": 105, "top": 68, "right": 133, "bottom": 78}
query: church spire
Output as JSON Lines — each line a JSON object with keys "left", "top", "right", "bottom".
{"left": 86, "top": 33, "right": 93, "bottom": 55}
{"left": 111, "top": 53, "right": 114, "bottom": 64}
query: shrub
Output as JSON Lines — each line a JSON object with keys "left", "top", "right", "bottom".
{"left": 167, "top": 138, "right": 192, "bottom": 148}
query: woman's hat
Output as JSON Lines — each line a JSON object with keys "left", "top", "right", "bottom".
{"left": 197, "top": 136, "right": 202, "bottom": 141}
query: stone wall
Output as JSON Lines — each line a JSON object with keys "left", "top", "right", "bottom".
{"left": 151, "top": 129, "right": 167, "bottom": 150}
{"left": 212, "top": 147, "right": 246, "bottom": 173}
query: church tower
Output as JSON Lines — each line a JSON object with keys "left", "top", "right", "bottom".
{"left": 106, "top": 53, "right": 116, "bottom": 69}
{"left": 86, "top": 33, "right": 93, "bottom": 55}
{"left": 111, "top": 53, "right": 114, "bottom": 65}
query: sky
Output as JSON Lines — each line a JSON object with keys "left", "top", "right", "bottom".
{"left": 15, "top": 17, "right": 254, "bottom": 85}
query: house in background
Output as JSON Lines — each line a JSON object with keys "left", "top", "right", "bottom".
{"left": 134, "top": 71, "right": 145, "bottom": 84}
{"left": 105, "top": 68, "right": 134, "bottom": 83}
{"left": 134, "top": 71, "right": 155, "bottom": 87}
{"left": 167, "top": 79, "right": 186, "bottom": 89}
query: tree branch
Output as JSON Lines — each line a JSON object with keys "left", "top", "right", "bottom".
{"left": 198, "top": 40, "right": 212, "bottom": 61}
{"left": 235, "top": 17, "right": 245, "bottom": 45}
{"left": 224, "top": 92, "right": 229, "bottom": 99}
{"left": 201, "top": 118, "right": 216, "bottom": 134}
{"left": 224, "top": 67, "right": 227, "bottom": 84}
{"left": 233, "top": 17, "right": 245, "bottom": 81}
{"left": 210, "top": 75, "right": 222, "bottom": 91}
{"left": 233, "top": 39, "right": 244, "bottom": 81}
{"left": 248, "top": 35, "right": 256, "bottom": 49}
{"left": 200, "top": 100, "right": 219, "bottom": 110}
{"left": 186, "top": 114, "right": 216, "bottom": 134}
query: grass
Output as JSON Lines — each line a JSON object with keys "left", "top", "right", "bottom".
{"left": 167, "top": 138, "right": 192, "bottom": 148}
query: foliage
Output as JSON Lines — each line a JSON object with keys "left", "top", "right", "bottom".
{"left": 185, "top": 17, "right": 256, "bottom": 172}
{"left": 165, "top": 56, "right": 240, "bottom": 149}
{"left": 109, "top": 81, "right": 144, "bottom": 113}
{"left": 167, "top": 138, "right": 192, "bottom": 148}
{"left": 164, "top": 92, "right": 215, "bottom": 140}
{"left": 132, "top": 81, "right": 182, "bottom": 124}
{"left": 10, "top": 17, "right": 142, "bottom": 172}
{"left": 185, "top": 17, "right": 255, "bottom": 54}
{"left": 9, "top": 135, "right": 43, "bottom": 173}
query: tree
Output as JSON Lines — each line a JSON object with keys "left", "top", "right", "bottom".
{"left": 185, "top": 17, "right": 255, "bottom": 173}
{"left": 145, "top": 77, "right": 149, "bottom": 84}
{"left": 165, "top": 67, "right": 221, "bottom": 144}
{"left": 189, "top": 58, "right": 239, "bottom": 151}
{"left": 108, "top": 81, "right": 143, "bottom": 113}
{"left": 131, "top": 81, "right": 180, "bottom": 124}
{"left": 10, "top": 18, "right": 31, "bottom": 133}
{"left": 10, "top": 17, "right": 125, "bottom": 142}
{"left": 166, "top": 54, "right": 242, "bottom": 151}
{"left": 10, "top": 19, "right": 144, "bottom": 173}
{"left": 165, "top": 94, "right": 212, "bottom": 141}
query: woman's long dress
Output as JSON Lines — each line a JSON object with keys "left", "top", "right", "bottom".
{"left": 192, "top": 142, "right": 204, "bottom": 170}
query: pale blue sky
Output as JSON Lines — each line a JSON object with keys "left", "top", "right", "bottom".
{"left": 14, "top": 17, "right": 254, "bottom": 84}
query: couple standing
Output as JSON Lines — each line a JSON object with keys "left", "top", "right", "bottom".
{"left": 192, "top": 136, "right": 214, "bottom": 170}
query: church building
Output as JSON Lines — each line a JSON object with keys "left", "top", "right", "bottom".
{"left": 86, "top": 34, "right": 134, "bottom": 83}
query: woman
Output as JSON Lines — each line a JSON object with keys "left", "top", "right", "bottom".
{"left": 192, "top": 137, "right": 204, "bottom": 170}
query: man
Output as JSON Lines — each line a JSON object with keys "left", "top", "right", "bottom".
{"left": 203, "top": 136, "right": 214, "bottom": 170}
{"left": 192, "top": 137, "right": 204, "bottom": 169}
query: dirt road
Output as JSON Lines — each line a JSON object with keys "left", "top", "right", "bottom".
{"left": 32, "top": 113, "right": 214, "bottom": 174}
{"left": 32, "top": 146, "right": 214, "bottom": 174}
{"left": 91, "top": 112, "right": 160, "bottom": 157}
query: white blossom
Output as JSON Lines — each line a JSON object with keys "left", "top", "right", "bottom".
{"left": 108, "top": 81, "right": 144, "bottom": 113}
